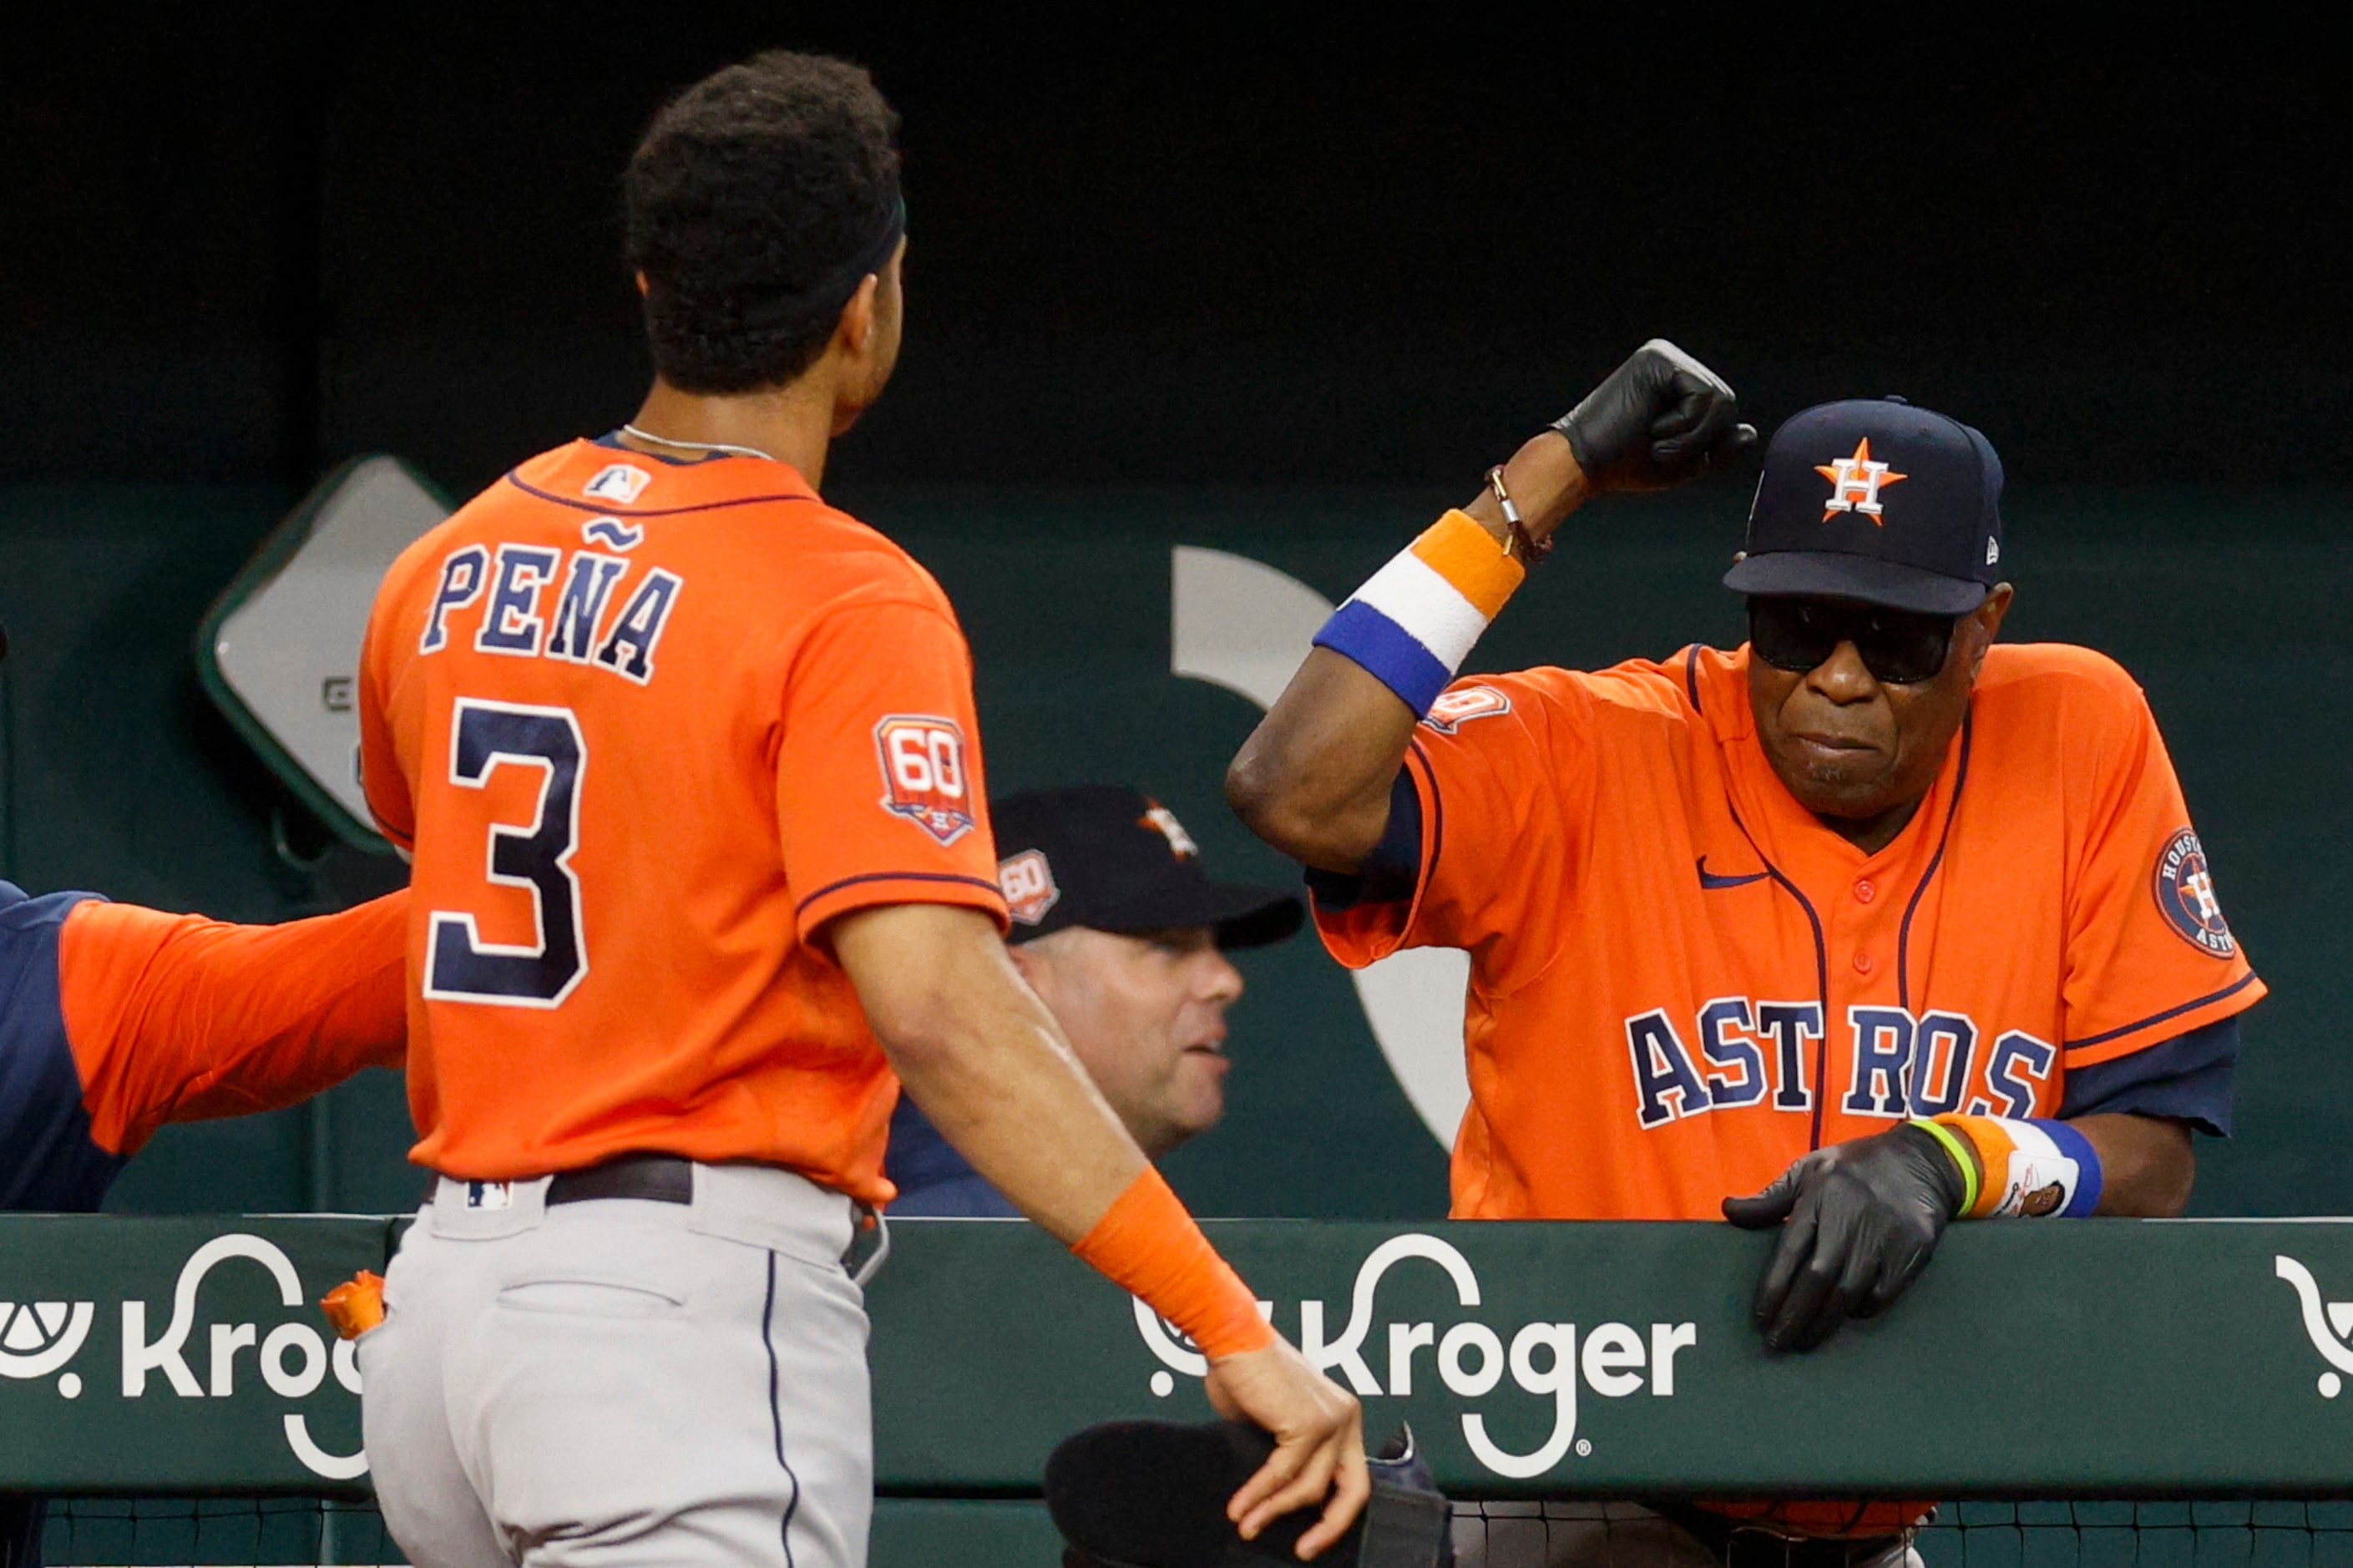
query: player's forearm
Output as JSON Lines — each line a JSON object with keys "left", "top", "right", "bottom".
{"left": 1227, "top": 650, "right": 1420, "bottom": 872}
{"left": 841, "top": 904, "right": 1284, "bottom": 1372}
{"left": 1460, "top": 428, "right": 1588, "bottom": 552}
{"left": 2072, "top": 1112, "right": 2196, "bottom": 1216}
{"left": 1228, "top": 435, "right": 1586, "bottom": 874}
{"left": 834, "top": 903, "right": 1146, "bottom": 1240}
{"left": 887, "top": 1004, "right": 1146, "bottom": 1241}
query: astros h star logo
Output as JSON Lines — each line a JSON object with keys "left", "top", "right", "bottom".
{"left": 1816, "top": 438, "right": 1908, "bottom": 524}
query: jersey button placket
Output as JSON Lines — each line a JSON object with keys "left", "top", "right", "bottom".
{"left": 1841, "top": 876, "right": 1887, "bottom": 981}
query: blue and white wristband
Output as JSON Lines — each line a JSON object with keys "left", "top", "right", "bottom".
{"left": 1311, "top": 510, "right": 1526, "bottom": 716}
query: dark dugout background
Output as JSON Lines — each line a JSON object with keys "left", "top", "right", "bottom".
{"left": 2, "top": 6, "right": 2345, "bottom": 1217}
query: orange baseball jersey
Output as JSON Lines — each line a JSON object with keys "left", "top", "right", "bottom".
{"left": 1316, "top": 642, "right": 2262, "bottom": 1221}
{"left": 357, "top": 439, "right": 1008, "bottom": 1199}
{"left": 63, "top": 893, "right": 411, "bottom": 1158}
{"left": 2, "top": 884, "right": 407, "bottom": 1212}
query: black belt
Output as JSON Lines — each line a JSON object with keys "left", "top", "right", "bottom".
{"left": 448, "top": 1156, "right": 887, "bottom": 1279}
{"left": 1651, "top": 1504, "right": 1913, "bottom": 1568}
{"left": 546, "top": 1154, "right": 696, "bottom": 1206}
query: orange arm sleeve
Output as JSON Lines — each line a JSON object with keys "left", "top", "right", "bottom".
{"left": 61, "top": 892, "right": 410, "bottom": 1157}
{"left": 1072, "top": 1166, "right": 1275, "bottom": 1359}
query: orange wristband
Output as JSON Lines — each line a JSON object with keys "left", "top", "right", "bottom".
{"left": 1071, "top": 1166, "right": 1273, "bottom": 1359}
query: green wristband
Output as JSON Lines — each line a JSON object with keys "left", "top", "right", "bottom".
{"left": 1910, "top": 1117, "right": 1981, "bottom": 1219}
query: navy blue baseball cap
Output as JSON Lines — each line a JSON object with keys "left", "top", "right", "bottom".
{"left": 1723, "top": 397, "right": 2006, "bottom": 615}
{"left": 991, "top": 787, "right": 1303, "bottom": 949}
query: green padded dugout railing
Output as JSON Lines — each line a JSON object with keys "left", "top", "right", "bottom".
{"left": 6, "top": 1214, "right": 2352, "bottom": 1500}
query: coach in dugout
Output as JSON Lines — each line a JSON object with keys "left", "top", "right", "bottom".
{"left": 887, "top": 787, "right": 1302, "bottom": 1216}
{"left": 1226, "top": 345, "right": 2259, "bottom": 1564}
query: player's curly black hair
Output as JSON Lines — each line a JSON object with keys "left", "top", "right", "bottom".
{"left": 624, "top": 52, "right": 903, "bottom": 395}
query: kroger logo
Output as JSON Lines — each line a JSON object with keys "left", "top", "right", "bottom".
{"left": 0, "top": 1297, "right": 96, "bottom": 1394}
{"left": 2275, "top": 1254, "right": 2353, "bottom": 1400}
{"left": 1132, "top": 1234, "right": 1696, "bottom": 1479}
{"left": 0, "top": 1233, "right": 365, "bottom": 1480}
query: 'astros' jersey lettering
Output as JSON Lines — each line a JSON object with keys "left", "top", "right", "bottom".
{"left": 358, "top": 440, "right": 1008, "bottom": 1198}
{"left": 1316, "top": 643, "right": 2263, "bottom": 1221}
{"left": 0, "top": 884, "right": 407, "bottom": 1211}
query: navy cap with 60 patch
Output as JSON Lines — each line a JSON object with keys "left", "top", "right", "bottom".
{"left": 1723, "top": 397, "right": 2005, "bottom": 615}
{"left": 992, "top": 786, "right": 1303, "bottom": 950}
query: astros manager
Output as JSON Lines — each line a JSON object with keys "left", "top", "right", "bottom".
{"left": 1227, "top": 347, "right": 2259, "bottom": 1555}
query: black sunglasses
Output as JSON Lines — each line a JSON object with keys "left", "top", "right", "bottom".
{"left": 1748, "top": 597, "right": 1960, "bottom": 685}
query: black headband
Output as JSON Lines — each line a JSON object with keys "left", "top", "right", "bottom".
{"left": 728, "top": 190, "right": 907, "bottom": 336}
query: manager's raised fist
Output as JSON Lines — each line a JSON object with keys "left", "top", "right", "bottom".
{"left": 1551, "top": 339, "right": 1756, "bottom": 494}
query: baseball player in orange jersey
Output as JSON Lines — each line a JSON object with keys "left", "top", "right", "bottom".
{"left": 352, "top": 52, "right": 1362, "bottom": 1568}
{"left": 1, "top": 884, "right": 409, "bottom": 1568}
{"left": 0, "top": 604, "right": 410, "bottom": 1565}
{"left": 1229, "top": 344, "right": 2258, "bottom": 1562}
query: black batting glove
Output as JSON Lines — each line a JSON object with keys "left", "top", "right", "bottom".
{"left": 1550, "top": 339, "right": 1758, "bottom": 494}
{"left": 1722, "top": 1123, "right": 1969, "bottom": 1353}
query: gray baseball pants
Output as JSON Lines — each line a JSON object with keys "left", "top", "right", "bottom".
{"left": 359, "top": 1163, "right": 872, "bottom": 1568}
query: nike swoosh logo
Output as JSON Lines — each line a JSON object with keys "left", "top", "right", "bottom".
{"left": 1697, "top": 857, "right": 1770, "bottom": 891}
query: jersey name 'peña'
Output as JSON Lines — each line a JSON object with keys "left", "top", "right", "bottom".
{"left": 359, "top": 438, "right": 1012, "bottom": 1193}
{"left": 415, "top": 539, "right": 683, "bottom": 684}
{"left": 1626, "top": 999, "right": 2055, "bottom": 1131}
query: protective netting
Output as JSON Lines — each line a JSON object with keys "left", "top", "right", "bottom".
{"left": 31, "top": 1496, "right": 399, "bottom": 1566}
{"left": 1450, "top": 1501, "right": 2353, "bottom": 1568}
{"left": 26, "top": 1495, "right": 2353, "bottom": 1566}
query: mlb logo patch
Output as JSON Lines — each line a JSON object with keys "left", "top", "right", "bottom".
{"left": 999, "top": 848, "right": 1060, "bottom": 925}
{"left": 874, "top": 716, "right": 976, "bottom": 846}
{"left": 1422, "top": 685, "right": 1512, "bottom": 734}
{"left": 584, "top": 463, "right": 652, "bottom": 505}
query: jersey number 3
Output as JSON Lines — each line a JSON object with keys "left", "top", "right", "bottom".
{"left": 426, "top": 698, "right": 589, "bottom": 1007}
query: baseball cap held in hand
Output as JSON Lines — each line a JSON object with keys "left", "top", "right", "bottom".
{"left": 1724, "top": 397, "right": 2005, "bottom": 615}
{"left": 1047, "top": 1419, "right": 1453, "bottom": 1568}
